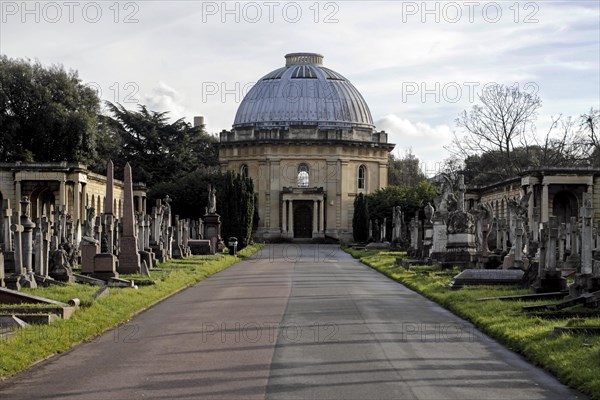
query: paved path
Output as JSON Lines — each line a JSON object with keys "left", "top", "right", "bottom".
{"left": 0, "top": 244, "right": 588, "bottom": 399}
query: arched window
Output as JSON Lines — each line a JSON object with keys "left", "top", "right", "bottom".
{"left": 297, "top": 163, "right": 309, "bottom": 188}
{"left": 358, "top": 165, "right": 366, "bottom": 190}
{"left": 240, "top": 164, "right": 249, "bottom": 179}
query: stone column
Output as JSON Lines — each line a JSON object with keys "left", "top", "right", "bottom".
{"left": 20, "top": 197, "right": 36, "bottom": 280}
{"left": 2, "top": 199, "right": 13, "bottom": 251}
{"left": 59, "top": 179, "right": 66, "bottom": 210}
{"left": 527, "top": 185, "right": 534, "bottom": 229}
{"left": 15, "top": 180, "right": 21, "bottom": 214}
{"left": 0, "top": 250, "right": 4, "bottom": 288}
{"left": 11, "top": 215, "right": 23, "bottom": 276}
{"left": 105, "top": 160, "right": 114, "bottom": 215}
{"left": 319, "top": 200, "right": 324, "bottom": 234}
{"left": 312, "top": 200, "right": 318, "bottom": 236}
{"left": 73, "top": 180, "right": 81, "bottom": 223}
{"left": 81, "top": 182, "right": 87, "bottom": 217}
{"left": 282, "top": 199, "right": 287, "bottom": 234}
{"left": 541, "top": 183, "right": 549, "bottom": 223}
{"left": 288, "top": 200, "right": 294, "bottom": 238}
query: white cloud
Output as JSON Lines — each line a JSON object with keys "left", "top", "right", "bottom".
{"left": 376, "top": 114, "right": 453, "bottom": 169}
{"left": 142, "top": 82, "right": 187, "bottom": 121}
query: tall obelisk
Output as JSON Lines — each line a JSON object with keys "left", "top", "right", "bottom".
{"left": 118, "top": 163, "right": 141, "bottom": 274}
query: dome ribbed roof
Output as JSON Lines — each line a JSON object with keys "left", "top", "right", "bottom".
{"left": 233, "top": 53, "right": 374, "bottom": 130}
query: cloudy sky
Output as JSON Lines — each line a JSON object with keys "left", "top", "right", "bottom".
{"left": 1, "top": 1, "right": 598, "bottom": 174}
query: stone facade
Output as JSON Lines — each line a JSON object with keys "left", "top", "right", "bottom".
{"left": 218, "top": 53, "right": 394, "bottom": 243}
{"left": 466, "top": 168, "right": 600, "bottom": 226}
{"left": 219, "top": 139, "right": 391, "bottom": 242}
{"left": 0, "top": 162, "right": 147, "bottom": 249}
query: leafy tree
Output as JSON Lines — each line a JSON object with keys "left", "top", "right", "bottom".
{"left": 352, "top": 193, "right": 369, "bottom": 242}
{"left": 366, "top": 180, "right": 438, "bottom": 240}
{"left": 388, "top": 149, "right": 427, "bottom": 186}
{"left": 219, "top": 171, "right": 255, "bottom": 248}
{"left": 0, "top": 56, "right": 100, "bottom": 164}
{"left": 148, "top": 169, "right": 255, "bottom": 249}
{"left": 102, "top": 102, "right": 219, "bottom": 185}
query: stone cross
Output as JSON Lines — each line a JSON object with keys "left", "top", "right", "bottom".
{"left": 514, "top": 217, "right": 524, "bottom": 269}
{"left": 558, "top": 223, "right": 566, "bottom": 263}
{"left": 10, "top": 216, "right": 24, "bottom": 276}
{"left": 41, "top": 217, "right": 51, "bottom": 276}
{"left": 580, "top": 193, "right": 593, "bottom": 275}
{"left": 94, "top": 216, "right": 103, "bottom": 244}
{"left": 570, "top": 216, "right": 579, "bottom": 256}
{"left": 546, "top": 217, "right": 558, "bottom": 272}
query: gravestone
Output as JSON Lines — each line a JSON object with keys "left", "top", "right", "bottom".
{"left": 171, "top": 215, "right": 184, "bottom": 259}
{"left": 92, "top": 160, "right": 118, "bottom": 280}
{"left": 429, "top": 213, "right": 447, "bottom": 262}
{"left": 449, "top": 269, "right": 524, "bottom": 289}
{"left": 569, "top": 193, "right": 599, "bottom": 297}
{"left": 118, "top": 163, "right": 141, "bottom": 274}
{"left": 532, "top": 217, "right": 567, "bottom": 293}
{"left": 442, "top": 175, "right": 477, "bottom": 268}
{"left": 188, "top": 239, "right": 212, "bottom": 255}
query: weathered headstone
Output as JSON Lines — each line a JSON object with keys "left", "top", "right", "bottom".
{"left": 569, "top": 193, "right": 599, "bottom": 297}
{"left": 442, "top": 176, "right": 476, "bottom": 268}
{"left": 117, "top": 163, "right": 141, "bottom": 274}
{"left": 531, "top": 217, "right": 566, "bottom": 293}
{"left": 450, "top": 269, "right": 524, "bottom": 289}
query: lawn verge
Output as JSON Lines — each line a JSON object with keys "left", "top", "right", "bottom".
{"left": 0, "top": 244, "right": 263, "bottom": 379}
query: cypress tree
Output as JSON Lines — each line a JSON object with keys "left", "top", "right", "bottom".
{"left": 353, "top": 193, "right": 369, "bottom": 243}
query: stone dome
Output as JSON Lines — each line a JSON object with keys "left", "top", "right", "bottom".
{"left": 233, "top": 53, "right": 374, "bottom": 130}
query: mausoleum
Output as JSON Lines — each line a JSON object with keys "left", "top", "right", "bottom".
{"left": 219, "top": 53, "right": 395, "bottom": 242}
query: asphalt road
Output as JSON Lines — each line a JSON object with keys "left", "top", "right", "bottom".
{"left": 0, "top": 244, "right": 588, "bottom": 399}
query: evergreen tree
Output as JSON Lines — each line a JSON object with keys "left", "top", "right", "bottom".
{"left": 352, "top": 193, "right": 369, "bottom": 243}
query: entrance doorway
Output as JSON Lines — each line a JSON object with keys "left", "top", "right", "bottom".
{"left": 552, "top": 190, "right": 578, "bottom": 224}
{"left": 293, "top": 202, "right": 313, "bottom": 238}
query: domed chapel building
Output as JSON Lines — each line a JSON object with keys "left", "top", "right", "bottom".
{"left": 219, "top": 53, "right": 395, "bottom": 242}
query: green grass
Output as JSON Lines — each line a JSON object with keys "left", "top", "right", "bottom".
{"left": 343, "top": 246, "right": 600, "bottom": 400}
{"left": 0, "top": 244, "right": 263, "bottom": 379}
